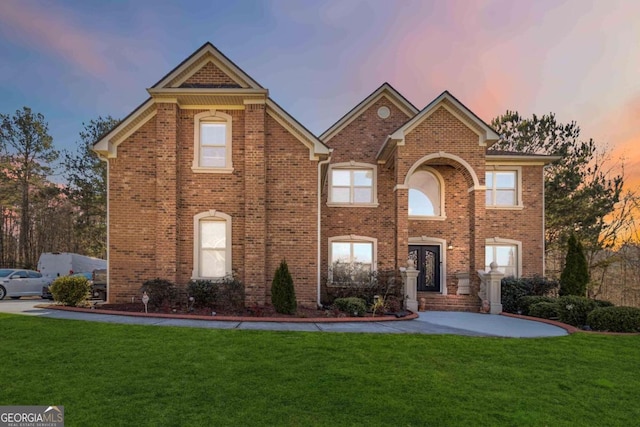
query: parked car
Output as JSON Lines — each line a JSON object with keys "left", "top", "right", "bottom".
{"left": 0, "top": 269, "right": 52, "bottom": 300}
{"left": 41, "top": 272, "right": 95, "bottom": 300}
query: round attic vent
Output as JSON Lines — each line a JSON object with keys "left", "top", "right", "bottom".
{"left": 377, "top": 106, "right": 390, "bottom": 119}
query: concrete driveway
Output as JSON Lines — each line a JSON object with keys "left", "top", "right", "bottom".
{"left": 0, "top": 298, "right": 569, "bottom": 338}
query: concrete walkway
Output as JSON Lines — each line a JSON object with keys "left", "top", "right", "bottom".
{"left": 0, "top": 298, "right": 569, "bottom": 338}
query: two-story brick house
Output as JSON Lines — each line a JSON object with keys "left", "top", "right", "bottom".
{"left": 94, "top": 42, "right": 553, "bottom": 311}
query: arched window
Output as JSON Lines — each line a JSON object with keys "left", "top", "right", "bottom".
{"left": 408, "top": 169, "right": 444, "bottom": 218}
{"left": 192, "top": 210, "right": 232, "bottom": 279}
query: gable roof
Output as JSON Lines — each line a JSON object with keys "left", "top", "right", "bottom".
{"left": 94, "top": 42, "right": 329, "bottom": 159}
{"left": 152, "top": 42, "right": 263, "bottom": 89}
{"left": 377, "top": 90, "right": 500, "bottom": 161}
{"left": 319, "top": 83, "right": 418, "bottom": 143}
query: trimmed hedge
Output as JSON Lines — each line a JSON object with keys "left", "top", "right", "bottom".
{"left": 50, "top": 276, "right": 91, "bottom": 306}
{"left": 586, "top": 306, "right": 640, "bottom": 333}
{"left": 501, "top": 276, "right": 558, "bottom": 314}
{"left": 272, "top": 260, "right": 297, "bottom": 315}
{"left": 557, "top": 295, "right": 597, "bottom": 327}
{"left": 334, "top": 297, "right": 366, "bottom": 317}
{"left": 529, "top": 301, "right": 560, "bottom": 320}
{"left": 187, "top": 276, "right": 244, "bottom": 312}
{"left": 141, "top": 278, "right": 178, "bottom": 309}
{"left": 517, "top": 296, "right": 557, "bottom": 316}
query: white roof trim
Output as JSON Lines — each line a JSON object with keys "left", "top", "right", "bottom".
{"left": 376, "top": 91, "right": 499, "bottom": 161}
{"left": 266, "top": 99, "right": 331, "bottom": 160}
{"left": 153, "top": 43, "right": 262, "bottom": 90}
{"left": 93, "top": 99, "right": 156, "bottom": 158}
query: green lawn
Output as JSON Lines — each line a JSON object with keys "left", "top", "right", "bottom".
{"left": 1, "top": 314, "right": 638, "bottom": 426}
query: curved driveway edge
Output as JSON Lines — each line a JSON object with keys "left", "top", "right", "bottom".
{"left": 0, "top": 299, "right": 569, "bottom": 337}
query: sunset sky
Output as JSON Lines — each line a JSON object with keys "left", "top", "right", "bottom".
{"left": 0, "top": 0, "right": 638, "bottom": 191}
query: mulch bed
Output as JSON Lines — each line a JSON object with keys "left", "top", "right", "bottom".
{"left": 55, "top": 302, "right": 417, "bottom": 323}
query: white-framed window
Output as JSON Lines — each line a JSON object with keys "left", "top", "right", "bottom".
{"left": 328, "top": 163, "right": 378, "bottom": 206}
{"left": 328, "top": 235, "right": 377, "bottom": 284}
{"left": 192, "top": 110, "right": 233, "bottom": 173}
{"left": 485, "top": 169, "right": 521, "bottom": 207}
{"left": 408, "top": 168, "right": 445, "bottom": 219}
{"left": 485, "top": 238, "right": 522, "bottom": 277}
{"left": 192, "top": 210, "right": 232, "bottom": 279}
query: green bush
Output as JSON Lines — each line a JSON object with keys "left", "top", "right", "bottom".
{"left": 528, "top": 301, "right": 560, "bottom": 320}
{"left": 334, "top": 297, "right": 367, "bottom": 317}
{"left": 187, "top": 276, "right": 245, "bottom": 312}
{"left": 187, "top": 280, "right": 217, "bottom": 308}
{"left": 141, "top": 278, "right": 178, "bottom": 309}
{"left": 271, "top": 260, "right": 296, "bottom": 314}
{"left": 586, "top": 306, "right": 640, "bottom": 333}
{"left": 501, "top": 276, "right": 558, "bottom": 313}
{"left": 594, "top": 299, "right": 615, "bottom": 308}
{"left": 559, "top": 234, "right": 589, "bottom": 296}
{"left": 517, "top": 296, "right": 557, "bottom": 316}
{"left": 323, "top": 269, "right": 402, "bottom": 307}
{"left": 557, "top": 295, "right": 597, "bottom": 327}
{"left": 50, "top": 276, "right": 91, "bottom": 306}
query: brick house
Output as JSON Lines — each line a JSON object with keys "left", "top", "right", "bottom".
{"left": 94, "top": 42, "right": 553, "bottom": 311}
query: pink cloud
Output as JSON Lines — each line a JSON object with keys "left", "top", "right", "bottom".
{"left": 0, "top": 2, "right": 110, "bottom": 78}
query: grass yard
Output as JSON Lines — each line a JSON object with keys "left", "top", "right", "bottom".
{"left": 1, "top": 314, "right": 638, "bottom": 426}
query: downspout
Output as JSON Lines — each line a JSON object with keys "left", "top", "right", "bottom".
{"left": 317, "top": 151, "right": 332, "bottom": 308}
{"left": 96, "top": 151, "right": 110, "bottom": 303}
{"left": 542, "top": 164, "right": 548, "bottom": 276}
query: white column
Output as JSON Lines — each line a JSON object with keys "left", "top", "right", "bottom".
{"left": 401, "top": 259, "right": 420, "bottom": 312}
{"left": 478, "top": 262, "right": 504, "bottom": 314}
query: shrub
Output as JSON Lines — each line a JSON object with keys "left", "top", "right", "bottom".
{"left": 141, "top": 278, "right": 178, "bottom": 309}
{"left": 324, "top": 269, "right": 402, "bottom": 307}
{"left": 528, "top": 301, "right": 560, "bottom": 320}
{"left": 271, "top": 260, "right": 296, "bottom": 314}
{"left": 187, "top": 276, "right": 245, "bottom": 312}
{"left": 501, "top": 276, "right": 558, "bottom": 313}
{"left": 559, "top": 234, "right": 589, "bottom": 296}
{"left": 517, "top": 296, "right": 557, "bottom": 316}
{"left": 587, "top": 306, "right": 640, "bottom": 333}
{"left": 334, "top": 297, "right": 367, "bottom": 317}
{"left": 594, "top": 299, "right": 614, "bottom": 308}
{"left": 50, "top": 276, "right": 91, "bottom": 306}
{"left": 187, "top": 280, "right": 217, "bottom": 308}
{"left": 557, "top": 295, "right": 597, "bottom": 327}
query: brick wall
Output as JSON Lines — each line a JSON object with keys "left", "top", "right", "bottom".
{"left": 321, "top": 97, "right": 411, "bottom": 291}
{"left": 265, "top": 115, "right": 319, "bottom": 307}
{"left": 108, "top": 119, "right": 157, "bottom": 303}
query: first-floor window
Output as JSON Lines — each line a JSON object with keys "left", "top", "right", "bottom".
{"left": 193, "top": 210, "right": 232, "bottom": 279}
{"left": 200, "top": 220, "right": 227, "bottom": 277}
{"left": 330, "top": 239, "right": 374, "bottom": 284}
{"left": 485, "top": 244, "right": 518, "bottom": 277}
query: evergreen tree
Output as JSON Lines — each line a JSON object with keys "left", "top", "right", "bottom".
{"left": 560, "top": 234, "right": 590, "bottom": 296}
{"left": 271, "top": 259, "right": 296, "bottom": 314}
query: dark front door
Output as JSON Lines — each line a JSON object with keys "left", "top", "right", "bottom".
{"left": 409, "top": 245, "right": 441, "bottom": 292}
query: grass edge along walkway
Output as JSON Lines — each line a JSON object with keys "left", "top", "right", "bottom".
{"left": 1, "top": 313, "right": 638, "bottom": 426}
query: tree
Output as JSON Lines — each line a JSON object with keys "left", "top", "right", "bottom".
{"left": 271, "top": 259, "right": 297, "bottom": 314}
{"left": 0, "top": 107, "right": 58, "bottom": 267}
{"left": 62, "top": 116, "right": 119, "bottom": 258}
{"left": 560, "top": 234, "right": 589, "bottom": 296}
{"left": 491, "top": 112, "right": 624, "bottom": 266}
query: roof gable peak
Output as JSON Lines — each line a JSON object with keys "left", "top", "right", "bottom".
{"left": 320, "top": 82, "right": 418, "bottom": 142}
{"left": 152, "top": 42, "right": 263, "bottom": 90}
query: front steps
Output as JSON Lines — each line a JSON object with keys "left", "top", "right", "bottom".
{"left": 417, "top": 293, "right": 480, "bottom": 312}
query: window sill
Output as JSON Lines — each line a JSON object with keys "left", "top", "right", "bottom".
{"left": 409, "top": 215, "right": 447, "bottom": 221}
{"left": 486, "top": 205, "right": 524, "bottom": 211}
{"left": 191, "top": 166, "right": 235, "bottom": 174}
{"left": 326, "top": 202, "right": 379, "bottom": 208}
